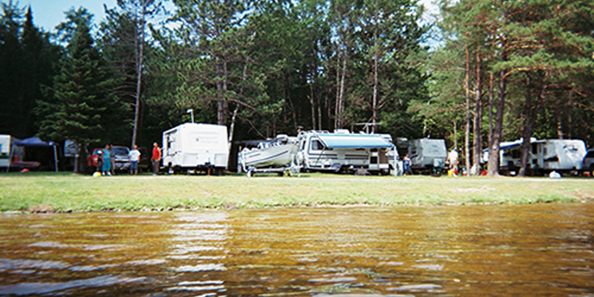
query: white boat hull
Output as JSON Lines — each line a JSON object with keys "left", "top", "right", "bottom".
{"left": 239, "top": 143, "right": 297, "bottom": 170}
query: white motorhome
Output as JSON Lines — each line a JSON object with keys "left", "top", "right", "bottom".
{"left": 408, "top": 138, "right": 447, "bottom": 173}
{"left": 291, "top": 130, "right": 395, "bottom": 175}
{"left": 494, "top": 138, "right": 587, "bottom": 175}
{"left": 162, "top": 123, "right": 229, "bottom": 174}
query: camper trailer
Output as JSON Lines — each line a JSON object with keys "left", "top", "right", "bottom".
{"left": 162, "top": 123, "right": 229, "bottom": 174}
{"left": 495, "top": 138, "right": 587, "bottom": 175}
{"left": 408, "top": 138, "right": 447, "bottom": 173}
{"left": 291, "top": 130, "right": 395, "bottom": 175}
{"left": 0, "top": 135, "right": 12, "bottom": 168}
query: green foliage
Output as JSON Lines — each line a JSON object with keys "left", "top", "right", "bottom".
{"left": 36, "top": 9, "right": 128, "bottom": 171}
{"left": 0, "top": 2, "right": 61, "bottom": 138}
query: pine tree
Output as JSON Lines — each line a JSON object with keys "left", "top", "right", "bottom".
{"left": 37, "top": 9, "right": 124, "bottom": 173}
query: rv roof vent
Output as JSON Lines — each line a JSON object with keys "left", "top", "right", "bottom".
{"left": 335, "top": 129, "right": 350, "bottom": 134}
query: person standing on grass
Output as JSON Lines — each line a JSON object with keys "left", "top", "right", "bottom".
{"left": 129, "top": 145, "right": 141, "bottom": 175}
{"left": 151, "top": 142, "right": 161, "bottom": 176}
{"left": 447, "top": 148, "right": 459, "bottom": 173}
{"left": 101, "top": 144, "right": 111, "bottom": 176}
{"left": 109, "top": 144, "right": 115, "bottom": 175}
{"left": 403, "top": 153, "right": 413, "bottom": 175}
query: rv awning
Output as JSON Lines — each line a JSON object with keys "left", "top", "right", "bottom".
{"left": 500, "top": 142, "right": 521, "bottom": 151}
{"left": 318, "top": 134, "right": 393, "bottom": 149}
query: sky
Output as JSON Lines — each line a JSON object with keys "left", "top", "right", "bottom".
{"left": 23, "top": 0, "right": 439, "bottom": 33}
{"left": 25, "top": 0, "right": 116, "bottom": 32}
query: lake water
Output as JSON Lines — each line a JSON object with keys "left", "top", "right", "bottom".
{"left": 1, "top": 203, "right": 593, "bottom": 296}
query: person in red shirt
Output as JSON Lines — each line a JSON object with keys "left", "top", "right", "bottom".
{"left": 151, "top": 142, "right": 162, "bottom": 175}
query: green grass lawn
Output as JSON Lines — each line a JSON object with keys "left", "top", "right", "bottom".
{"left": 1, "top": 172, "right": 593, "bottom": 212}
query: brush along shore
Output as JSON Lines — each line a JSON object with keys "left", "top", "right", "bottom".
{"left": 1, "top": 172, "right": 593, "bottom": 213}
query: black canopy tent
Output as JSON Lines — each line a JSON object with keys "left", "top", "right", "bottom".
{"left": 6, "top": 137, "right": 58, "bottom": 172}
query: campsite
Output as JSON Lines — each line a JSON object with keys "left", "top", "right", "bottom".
{"left": 1, "top": 0, "right": 594, "bottom": 295}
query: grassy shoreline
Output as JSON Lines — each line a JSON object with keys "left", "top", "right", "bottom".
{"left": 1, "top": 172, "right": 593, "bottom": 213}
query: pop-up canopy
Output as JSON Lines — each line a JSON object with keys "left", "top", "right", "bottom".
{"left": 6, "top": 137, "right": 58, "bottom": 172}
{"left": 317, "top": 134, "right": 394, "bottom": 149}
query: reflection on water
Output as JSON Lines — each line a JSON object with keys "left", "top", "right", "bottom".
{"left": 0, "top": 203, "right": 593, "bottom": 296}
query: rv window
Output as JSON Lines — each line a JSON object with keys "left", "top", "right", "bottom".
{"left": 564, "top": 144, "right": 577, "bottom": 152}
{"left": 311, "top": 140, "right": 325, "bottom": 151}
{"left": 511, "top": 148, "right": 521, "bottom": 159}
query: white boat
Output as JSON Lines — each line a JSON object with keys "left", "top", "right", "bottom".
{"left": 238, "top": 135, "right": 298, "bottom": 174}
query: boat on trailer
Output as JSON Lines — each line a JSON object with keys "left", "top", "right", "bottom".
{"left": 238, "top": 134, "right": 298, "bottom": 177}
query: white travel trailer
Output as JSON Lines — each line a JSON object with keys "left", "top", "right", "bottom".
{"left": 291, "top": 130, "right": 395, "bottom": 175}
{"left": 493, "top": 138, "right": 587, "bottom": 175}
{"left": 162, "top": 123, "right": 229, "bottom": 174}
{"left": 408, "top": 138, "right": 447, "bottom": 173}
{"left": 0, "top": 134, "right": 13, "bottom": 168}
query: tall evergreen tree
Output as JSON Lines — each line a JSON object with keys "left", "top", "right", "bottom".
{"left": 0, "top": 2, "right": 60, "bottom": 138}
{"left": 36, "top": 8, "right": 125, "bottom": 172}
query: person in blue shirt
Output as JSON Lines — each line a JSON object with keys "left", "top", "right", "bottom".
{"left": 403, "top": 153, "right": 412, "bottom": 175}
{"left": 101, "top": 144, "right": 111, "bottom": 176}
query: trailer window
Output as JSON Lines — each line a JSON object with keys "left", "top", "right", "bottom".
{"left": 510, "top": 148, "right": 521, "bottom": 159}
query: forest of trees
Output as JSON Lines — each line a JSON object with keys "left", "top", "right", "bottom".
{"left": 1, "top": 0, "right": 593, "bottom": 174}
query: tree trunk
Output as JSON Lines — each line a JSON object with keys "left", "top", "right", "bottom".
{"left": 309, "top": 85, "right": 316, "bottom": 130}
{"left": 488, "top": 72, "right": 494, "bottom": 159}
{"left": 215, "top": 60, "right": 225, "bottom": 126}
{"left": 464, "top": 45, "right": 471, "bottom": 175}
{"left": 371, "top": 5, "right": 379, "bottom": 134}
{"left": 567, "top": 89, "right": 573, "bottom": 139}
{"left": 556, "top": 93, "right": 564, "bottom": 139}
{"left": 487, "top": 67, "right": 506, "bottom": 177}
{"left": 335, "top": 49, "right": 347, "bottom": 130}
{"left": 284, "top": 71, "right": 298, "bottom": 130}
{"left": 335, "top": 52, "right": 340, "bottom": 129}
{"left": 519, "top": 74, "right": 547, "bottom": 177}
{"left": 472, "top": 51, "right": 482, "bottom": 175}
{"left": 131, "top": 0, "right": 146, "bottom": 148}
{"left": 518, "top": 73, "right": 533, "bottom": 177}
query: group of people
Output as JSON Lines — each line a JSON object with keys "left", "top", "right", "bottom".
{"left": 95, "top": 142, "right": 162, "bottom": 176}
{"left": 401, "top": 148, "right": 459, "bottom": 176}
